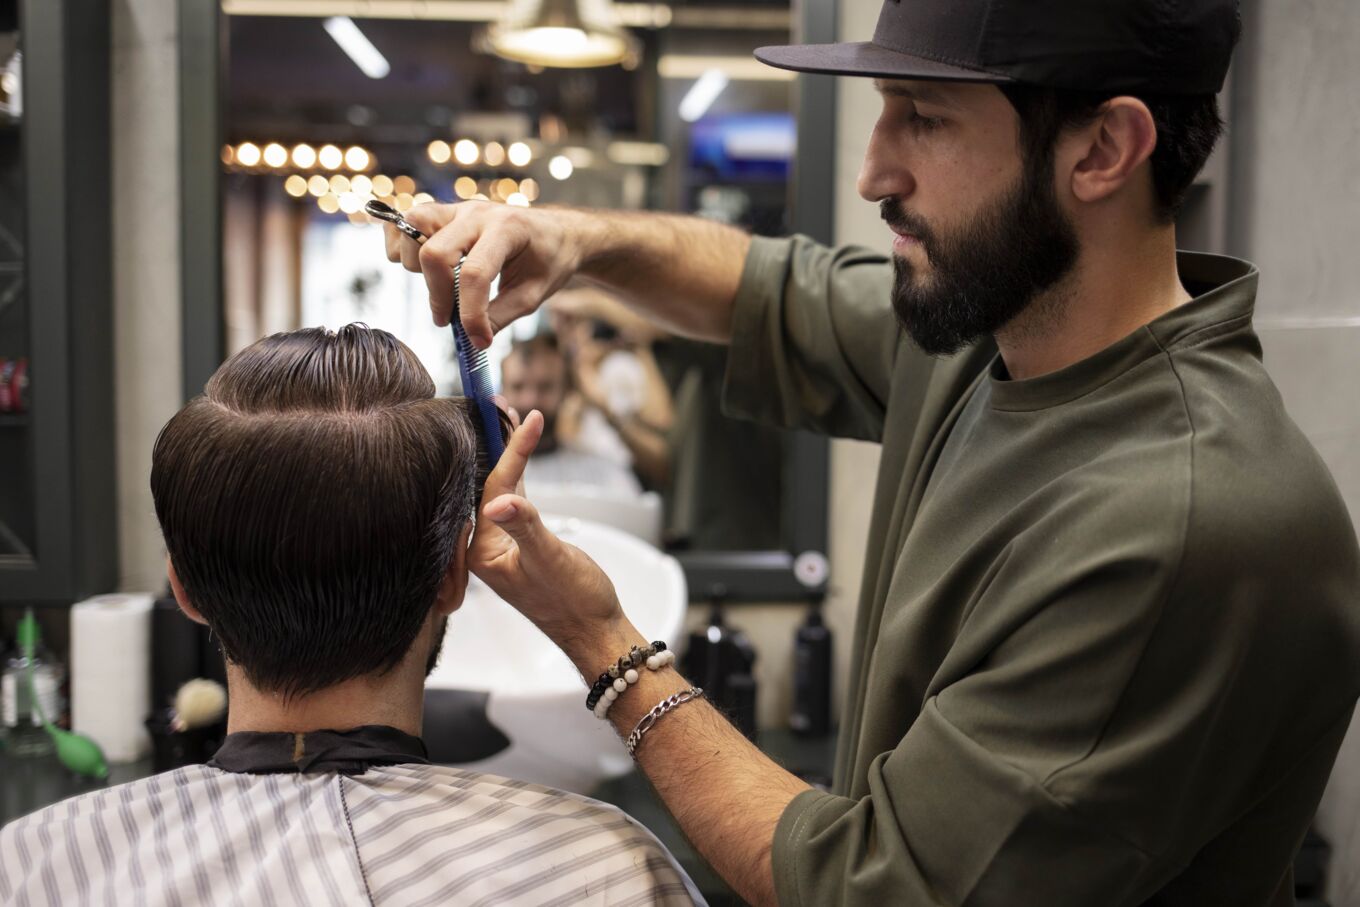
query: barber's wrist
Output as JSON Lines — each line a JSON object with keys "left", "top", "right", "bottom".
{"left": 573, "top": 210, "right": 635, "bottom": 282}
{"left": 550, "top": 615, "right": 645, "bottom": 676}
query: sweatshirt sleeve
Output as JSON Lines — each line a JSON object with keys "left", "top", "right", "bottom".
{"left": 721, "top": 234, "right": 906, "bottom": 443}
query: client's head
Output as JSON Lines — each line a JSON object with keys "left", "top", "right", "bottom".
{"left": 151, "top": 324, "right": 489, "bottom": 706}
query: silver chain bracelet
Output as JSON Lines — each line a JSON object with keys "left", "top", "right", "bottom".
{"left": 625, "top": 687, "right": 704, "bottom": 757}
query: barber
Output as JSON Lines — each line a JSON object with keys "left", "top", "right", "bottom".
{"left": 385, "top": 2, "right": 1360, "bottom": 904}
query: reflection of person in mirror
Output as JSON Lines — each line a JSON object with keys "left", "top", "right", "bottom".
{"left": 547, "top": 285, "right": 675, "bottom": 492}
{"left": 500, "top": 332, "right": 643, "bottom": 498}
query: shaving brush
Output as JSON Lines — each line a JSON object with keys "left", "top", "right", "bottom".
{"left": 170, "top": 678, "right": 228, "bottom": 732}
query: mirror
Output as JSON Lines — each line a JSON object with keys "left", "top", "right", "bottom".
{"left": 181, "top": 0, "right": 834, "bottom": 601}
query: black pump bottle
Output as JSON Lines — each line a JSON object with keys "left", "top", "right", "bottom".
{"left": 790, "top": 608, "right": 832, "bottom": 737}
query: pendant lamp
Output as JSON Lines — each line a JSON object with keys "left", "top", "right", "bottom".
{"left": 486, "top": 0, "right": 639, "bottom": 69}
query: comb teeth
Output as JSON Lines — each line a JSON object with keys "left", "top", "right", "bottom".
{"left": 450, "top": 261, "right": 505, "bottom": 467}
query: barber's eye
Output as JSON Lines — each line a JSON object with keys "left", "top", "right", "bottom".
{"left": 907, "top": 109, "right": 945, "bottom": 132}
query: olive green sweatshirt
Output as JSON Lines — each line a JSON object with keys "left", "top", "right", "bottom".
{"left": 723, "top": 235, "right": 1360, "bottom": 906}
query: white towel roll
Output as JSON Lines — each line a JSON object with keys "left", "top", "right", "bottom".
{"left": 70, "top": 593, "right": 154, "bottom": 763}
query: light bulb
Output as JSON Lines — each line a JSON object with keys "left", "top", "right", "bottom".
{"left": 291, "top": 144, "right": 317, "bottom": 168}
{"left": 453, "top": 140, "right": 479, "bottom": 166}
{"left": 344, "top": 146, "right": 370, "bottom": 171}
{"left": 236, "top": 143, "right": 262, "bottom": 167}
{"left": 454, "top": 177, "right": 478, "bottom": 199}
{"left": 318, "top": 144, "right": 344, "bottom": 170}
{"left": 548, "top": 155, "right": 573, "bottom": 180}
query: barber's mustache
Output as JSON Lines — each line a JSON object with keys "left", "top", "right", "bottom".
{"left": 879, "top": 200, "right": 936, "bottom": 251}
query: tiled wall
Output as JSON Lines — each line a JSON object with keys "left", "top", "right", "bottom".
{"left": 1230, "top": 2, "right": 1360, "bottom": 902}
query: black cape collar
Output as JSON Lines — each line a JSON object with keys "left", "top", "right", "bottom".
{"left": 207, "top": 725, "right": 430, "bottom": 775}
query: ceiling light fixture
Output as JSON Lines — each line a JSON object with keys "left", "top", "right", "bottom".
{"left": 486, "top": 0, "right": 639, "bottom": 69}
{"left": 678, "top": 68, "right": 728, "bottom": 123}
{"left": 323, "top": 16, "right": 391, "bottom": 79}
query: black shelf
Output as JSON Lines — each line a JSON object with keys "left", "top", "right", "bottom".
{"left": 0, "top": 0, "right": 114, "bottom": 603}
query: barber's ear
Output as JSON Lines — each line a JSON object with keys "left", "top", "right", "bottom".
{"left": 166, "top": 557, "right": 209, "bottom": 625}
{"left": 1067, "top": 97, "right": 1158, "bottom": 209}
{"left": 434, "top": 523, "right": 474, "bottom": 618}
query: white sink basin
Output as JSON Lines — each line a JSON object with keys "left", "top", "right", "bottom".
{"left": 424, "top": 515, "right": 687, "bottom": 793}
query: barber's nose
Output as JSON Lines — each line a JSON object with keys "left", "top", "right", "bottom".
{"left": 858, "top": 119, "right": 915, "bottom": 204}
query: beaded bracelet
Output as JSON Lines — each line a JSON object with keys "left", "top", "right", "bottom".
{"left": 586, "top": 641, "right": 675, "bottom": 718}
{"left": 589, "top": 644, "right": 676, "bottom": 720}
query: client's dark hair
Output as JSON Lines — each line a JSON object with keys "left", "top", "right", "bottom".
{"left": 151, "top": 324, "right": 498, "bottom": 698}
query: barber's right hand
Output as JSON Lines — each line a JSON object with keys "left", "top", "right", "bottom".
{"left": 468, "top": 409, "right": 628, "bottom": 645}
{"left": 384, "top": 201, "right": 596, "bottom": 349}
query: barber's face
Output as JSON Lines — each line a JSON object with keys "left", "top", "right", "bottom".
{"left": 500, "top": 352, "right": 566, "bottom": 448}
{"left": 859, "top": 80, "right": 1079, "bottom": 356}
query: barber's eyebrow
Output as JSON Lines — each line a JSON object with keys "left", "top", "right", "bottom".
{"left": 872, "top": 79, "right": 960, "bottom": 109}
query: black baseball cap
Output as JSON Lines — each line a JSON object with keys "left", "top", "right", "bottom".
{"left": 756, "top": 0, "right": 1240, "bottom": 95}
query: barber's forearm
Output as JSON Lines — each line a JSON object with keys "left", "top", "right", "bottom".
{"left": 559, "top": 622, "right": 810, "bottom": 906}
{"left": 571, "top": 210, "right": 751, "bottom": 344}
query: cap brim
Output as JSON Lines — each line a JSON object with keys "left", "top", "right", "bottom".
{"left": 755, "top": 42, "right": 1012, "bottom": 84}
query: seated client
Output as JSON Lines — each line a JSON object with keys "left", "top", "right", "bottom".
{"left": 0, "top": 325, "right": 701, "bottom": 906}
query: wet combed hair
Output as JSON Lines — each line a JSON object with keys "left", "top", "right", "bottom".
{"left": 151, "top": 324, "right": 502, "bottom": 698}
{"left": 998, "top": 85, "right": 1224, "bottom": 224}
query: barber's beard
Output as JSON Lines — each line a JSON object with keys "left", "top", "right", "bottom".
{"left": 884, "top": 156, "right": 1080, "bottom": 357}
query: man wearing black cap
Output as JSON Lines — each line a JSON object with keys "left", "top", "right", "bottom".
{"left": 386, "top": 1, "right": 1360, "bottom": 904}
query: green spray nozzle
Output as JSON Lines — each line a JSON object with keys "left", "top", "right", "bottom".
{"left": 19, "top": 608, "right": 108, "bottom": 779}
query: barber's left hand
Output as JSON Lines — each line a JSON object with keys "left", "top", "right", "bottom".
{"left": 468, "top": 410, "right": 627, "bottom": 645}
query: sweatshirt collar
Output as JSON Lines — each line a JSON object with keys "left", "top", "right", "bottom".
{"left": 987, "top": 251, "right": 1259, "bottom": 412}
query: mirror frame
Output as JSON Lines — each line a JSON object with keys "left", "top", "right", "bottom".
{"left": 178, "top": 0, "right": 836, "bottom": 603}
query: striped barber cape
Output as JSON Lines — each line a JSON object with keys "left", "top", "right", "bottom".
{"left": 0, "top": 727, "right": 704, "bottom": 906}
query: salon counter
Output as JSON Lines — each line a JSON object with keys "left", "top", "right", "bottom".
{"left": 0, "top": 729, "right": 837, "bottom": 905}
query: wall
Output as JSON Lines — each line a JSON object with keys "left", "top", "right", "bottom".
{"left": 112, "top": 0, "right": 183, "bottom": 595}
{"left": 1229, "top": 2, "right": 1360, "bottom": 903}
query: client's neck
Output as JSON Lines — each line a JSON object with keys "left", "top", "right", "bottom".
{"left": 224, "top": 658, "right": 426, "bottom": 738}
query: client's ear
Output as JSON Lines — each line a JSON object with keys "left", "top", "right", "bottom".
{"left": 166, "top": 557, "right": 209, "bottom": 625}
{"left": 433, "top": 523, "right": 474, "bottom": 618}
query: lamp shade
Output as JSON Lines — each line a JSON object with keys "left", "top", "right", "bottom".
{"left": 486, "top": 0, "right": 639, "bottom": 69}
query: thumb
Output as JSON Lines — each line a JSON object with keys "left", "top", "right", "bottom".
{"left": 482, "top": 493, "right": 554, "bottom": 558}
